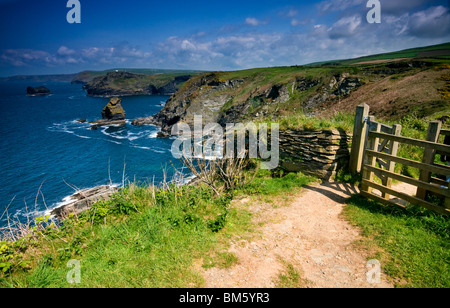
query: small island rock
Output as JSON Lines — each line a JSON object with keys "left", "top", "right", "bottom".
{"left": 27, "top": 86, "right": 51, "bottom": 96}
{"left": 89, "top": 97, "right": 127, "bottom": 129}
{"left": 102, "top": 97, "right": 126, "bottom": 120}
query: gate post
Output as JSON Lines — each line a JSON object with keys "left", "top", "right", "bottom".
{"left": 350, "top": 103, "right": 370, "bottom": 175}
{"left": 416, "top": 121, "right": 442, "bottom": 200}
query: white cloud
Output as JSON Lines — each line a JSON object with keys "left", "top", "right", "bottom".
{"left": 0, "top": 42, "right": 155, "bottom": 69}
{"left": 2, "top": 2, "right": 450, "bottom": 74}
{"left": 291, "top": 19, "right": 300, "bottom": 26}
{"left": 381, "top": 0, "right": 430, "bottom": 15}
{"left": 181, "top": 39, "right": 197, "bottom": 51}
{"left": 407, "top": 6, "right": 450, "bottom": 38}
{"left": 245, "top": 17, "right": 268, "bottom": 26}
{"left": 1, "top": 49, "right": 52, "bottom": 67}
{"left": 291, "top": 18, "right": 312, "bottom": 26}
{"left": 57, "top": 46, "right": 76, "bottom": 56}
{"left": 328, "top": 15, "right": 362, "bottom": 38}
{"left": 245, "top": 17, "right": 259, "bottom": 26}
{"left": 286, "top": 9, "right": 299, "bottom": 17}
{"left": 317, "top": 0, "right": 365, "bottom": 14}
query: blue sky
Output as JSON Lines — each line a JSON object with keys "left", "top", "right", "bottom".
{"left": 0, "top": 0, "right": 449, "bottom": 76}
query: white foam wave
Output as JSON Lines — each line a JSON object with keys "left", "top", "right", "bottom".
{"left": 48, "top": 120, "right": 92, "bottom": 140}
{"left": 132, "top": 145, "right": 151, "bottom": 150}
{"left": 105, "top": 139, "right": 122, "bottom": 145}
{"left": 100, "top": 128, "right": 127, "bottom": 139}
{"left": 75, "top": 135, "right": 91, "bottom": 139}
{"left": 101, "top": 127, "right": 156, "bottom": 142}
{"left": 151, "top": 149, "right": 166, "bottom": 154}
{"left": 148, "top": 131, "right": 159, "bottom": 139}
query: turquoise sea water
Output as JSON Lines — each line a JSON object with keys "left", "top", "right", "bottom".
{"left": 0, "top": 81, "right": 181, "bottom": 226}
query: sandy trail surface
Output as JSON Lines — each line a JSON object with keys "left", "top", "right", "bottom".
{"left": 199, "top": 181, "right": 406, "bottom": 288}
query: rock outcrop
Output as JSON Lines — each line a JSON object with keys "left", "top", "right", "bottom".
{"left": 50, "top": 185, "right": 118, "bottom": 220}
{"left": 302, "top": 74, "right": 363, "bottom": 116}
{"left": 131, "top": 115, "right": 155, "bottom": 126}
{"left": 101, "top": 97, "right": 126, "bottom": 120}
{"left": 27, "top": 86, "right": 51, "bottom": 96}
{"left": 131, "top": 70, "right": 363, "bottom": 136}
{"left": 89, "top": 97, "right": 126, "bottom": 129}
{"left": 131, "top": 72, "right": 247, "bottom": 133}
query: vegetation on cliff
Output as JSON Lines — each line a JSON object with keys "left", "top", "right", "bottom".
{"left": 145, "top": 56, "right": 449, "bottom": 135}
{"left": 1, "top": 167, "right": 449, "bottom": 287}
{"left": 0, "top": 168, "right": 317, "bottom": 287}
{"left": 81, "top": 71, "right": 196, "bottom": 97}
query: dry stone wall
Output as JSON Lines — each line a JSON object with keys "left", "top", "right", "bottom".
{"left": 278, "top": 129, "right": 351, "bottom": 180}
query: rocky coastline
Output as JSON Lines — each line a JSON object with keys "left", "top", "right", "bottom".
{"left": 129, "top": 70, "right": 364, "bottom": 136}
{"left": 50, "top": 185, "right": 119, "bottom": 220}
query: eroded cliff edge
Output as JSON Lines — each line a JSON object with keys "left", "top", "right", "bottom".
{"left": 132, "top": 60, "right": 450, "bottom": 135}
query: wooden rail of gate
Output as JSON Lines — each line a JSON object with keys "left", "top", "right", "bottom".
{"left": 350, "top": 103, "right": 450, "bottom": 215}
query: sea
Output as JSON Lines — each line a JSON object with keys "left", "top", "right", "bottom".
{"left": 0, "top": 81, "right": 184, "bottom": 227}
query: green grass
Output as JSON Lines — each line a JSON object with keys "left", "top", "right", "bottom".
{"left": 0, "top": 169, "right": 316, "bottom": 288}
{"left": 0, "top": 184, "right": 252, "bottom": 287}
{"left": 1, "top": 164, "right": 448, "bottom": 288}
{"left": 273, "top": 260, "right": 308, "bottom": 288}
{"left": 275, "top": 112, "right": 355, "bottom": 132}
{"left": 344, "top": 194, "right": 450, "bottom": 288}
{"left": 202, "top": 252, "right": 239, "bottom": 269}
{"left": 238, "top": 170, "right": 315, "bottom": 196}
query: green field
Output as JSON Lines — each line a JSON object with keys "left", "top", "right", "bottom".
{"left": 309, "top": 42, "right": 450, "bottom": 66}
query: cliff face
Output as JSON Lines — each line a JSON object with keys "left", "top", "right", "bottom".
{"left": 133, "top": 59, "right": 449, "bottom": 135}
{"left": 133, "top": 68, "right": 364, "bottom": 133}
{"left": 147, "top": 73, "right": 245, "bottom": 129}
{"left": 82, "top": 72, "right": 192, "bottom": 97}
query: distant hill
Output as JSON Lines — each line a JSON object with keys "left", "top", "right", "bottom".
{"left": 0, "top": 73, "right": 77, "bottom": 83}
{"left": 82, "top": 71, "right": 198, "bottom": 96}
{"left": 71, "top": 68, "right": 207, "bottom": 84}
{"left": 309, "top": 42, "right": 450, "bottom": 66}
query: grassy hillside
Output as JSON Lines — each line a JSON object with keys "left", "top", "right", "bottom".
{"left": 1, "top": 169, "right": 449, "bottom": 288}
{"left": 151, "top": 56, "right": 450, "bottom": 135}
{"left": 309, "top": 42, "right": 450, "bottom": 66}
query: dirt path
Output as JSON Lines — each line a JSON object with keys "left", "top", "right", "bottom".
{"left": 200, "top": 181, "right": 402, "bottom": 288}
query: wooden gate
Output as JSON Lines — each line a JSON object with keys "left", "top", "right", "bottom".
{"left": 350, "top": 104, "right": 450, "bottom": 215}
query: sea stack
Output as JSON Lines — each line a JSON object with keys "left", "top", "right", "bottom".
{"left": 102, "top": 97, "right": 126, "bottom": 120}
{"left": 89, "top": 97, "right": 126, "bottom": 129}
{"left": 27, "top": 86, "right": 51, "bottom": 96}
